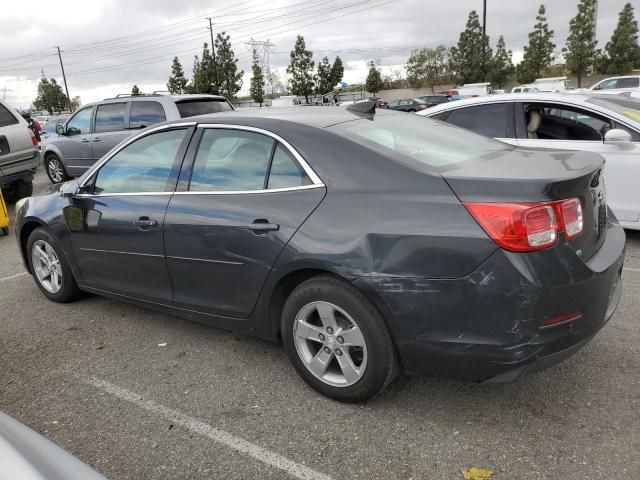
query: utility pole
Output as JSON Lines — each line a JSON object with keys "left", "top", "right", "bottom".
{"left": 56, "top": 46, "right": 71, "bottom": 110}
{"left": 482, "top": 0, "right": 487, "bottom": 82}
{"left": 207, "top": 17, "right": 218, "bottom": 93}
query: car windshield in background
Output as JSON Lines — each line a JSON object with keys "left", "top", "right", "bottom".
{"left": 329, "top": 114, "right": 510, "bottom": 168}
{"left": 587, "top": 96, "right": 640, "bottom": 123}
{"left": 176, "top": 99, "right": 233, "bottom": 118}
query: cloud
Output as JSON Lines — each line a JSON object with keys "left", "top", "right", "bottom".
{"left": 0, "top": 0, "right": 630, "bottom": 107}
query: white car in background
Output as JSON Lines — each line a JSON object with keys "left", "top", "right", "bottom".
{"left": 418, "top": 92, "right": 640, "bottom": 230}
{"left": 588, "top": 75, "right": 640, "bottom": 93}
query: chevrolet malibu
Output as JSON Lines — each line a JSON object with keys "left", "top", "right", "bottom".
{"left": 15, "top": 107, "right": 625, "bottom": 402}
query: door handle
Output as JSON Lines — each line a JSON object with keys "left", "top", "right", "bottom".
{"left": 92, "top": 137, "right": 101, "bottom": 142}
{"left": 81, "top": 138, "right": 91, "bottom": 143}
{"left": 246, "top": 219, "right": 279, "bottom": 232}
{"left": 133, "top": 217, "right": 158, "bottom": 228}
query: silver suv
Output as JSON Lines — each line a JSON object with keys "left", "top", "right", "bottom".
{"left": 43, "top": 93, "right": 233, "bottom": 183}
{"left": 0, "top": 99, "right": 39, "bottom": 203}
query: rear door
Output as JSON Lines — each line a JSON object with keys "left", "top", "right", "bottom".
{"left": 515, "top": 102, "right": 640, "bottom": 223}
{"left": 164, "top": 125, "right": 325, "bottom": 318}
{"left": 91, "top": 102, "right": 131, "bottom": 162}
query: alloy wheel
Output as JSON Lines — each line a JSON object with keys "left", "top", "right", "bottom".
{"left": 293, "top": 301, "right": 368, "bottom": 387}
{"left": 31, "top": 240, "right": 63, "bottom": 293}
{"left": 47, "top": 158, "right": 64, "bottom": 183}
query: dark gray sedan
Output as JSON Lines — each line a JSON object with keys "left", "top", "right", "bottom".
{"left": 14, "top": 107, "right": 625, "bottom": 402}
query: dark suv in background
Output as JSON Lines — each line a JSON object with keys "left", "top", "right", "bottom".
{"left": 42, "top": 94, "right": 233, "bottom": 183}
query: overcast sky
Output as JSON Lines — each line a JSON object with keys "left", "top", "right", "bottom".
{"left": 0, "top": 0, "right": 634, "bottom": 108}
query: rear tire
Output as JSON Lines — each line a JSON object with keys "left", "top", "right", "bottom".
{"left": 282, "top": 275, "right": 399, "bottom": 402}
{"left": 27, "top": 228, "right": 80, "bottom": 303}
{"left": 45, "top": 154, "right": 69, "bottom": 184}
{"left": 2, "top": 179, "right": 33, "bottom": 204}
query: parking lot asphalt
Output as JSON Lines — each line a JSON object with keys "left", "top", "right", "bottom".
{"left": 1, "top": 170, "right": 639, "bottom": 480}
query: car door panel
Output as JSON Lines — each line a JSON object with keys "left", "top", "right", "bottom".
{"left": 57, "top": 106, "right": 94, "bottom": 175}
{"left": 91, "top": 102, "right": 131, "bottom": 162}
{"left": 164, "top": 188, "right": 325, "bottom": 318}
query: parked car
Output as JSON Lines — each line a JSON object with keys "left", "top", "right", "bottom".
{"left": 417, "top": 95, "right": 450, "bottom": 107}
{"left": 456, "top": 83, "right": 492, "bottom": 97}
{"left": 0, "top": 410, "right": 106, "bottom": 479}
{"left": 418, "top": 92, "right": 640, "bottom": 230}
{"left": 533, "top": 77, "right": 571, "bottom": 92}
{"left": 43, "top": 93, "right": 234, "bottom": 184}
{"left": 588, "top": 75, "right": 640, "bottom": 93}
{"left": 0, "top": 99, "right": 38, "bottom": 204}
{"left": 511, "top": 85, "right": 540, "bottom": 93}
{"left": 15, "top": 107, "right": 624, "bottom": 402}
{"left": 386, "top": 98, "right": 429, "bottom": 112}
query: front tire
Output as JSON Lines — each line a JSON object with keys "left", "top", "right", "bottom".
{"left": 27, "top": 228, "right": 80, "bottom": 303}
{"left": 45, "top": 154, "right": 69, "bottom": 184}
{"left": 282, "top": 275, "right": 399, "bottom": 402}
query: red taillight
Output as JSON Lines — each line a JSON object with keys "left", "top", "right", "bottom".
{"left": 464, "top": 198, "right": 583, "bottom": 252}
{"left": 540, "top": 309, "right": 582, "bottom": 328}
{"left": 29, "top": 129, "right": 38, "bottom": 146}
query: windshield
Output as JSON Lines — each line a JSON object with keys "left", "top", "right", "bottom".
{"left": 587, "top": 96, "right": 640, "bottom": 123}
{"left": 328, "top": 113, "right": 510, "bottom": 168}
{"left": 176, "top": 99, "right": 233, "bottom": 118}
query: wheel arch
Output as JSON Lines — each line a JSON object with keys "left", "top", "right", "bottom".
{"left": 19, "top": 219, "right": 50, "bottom": 273}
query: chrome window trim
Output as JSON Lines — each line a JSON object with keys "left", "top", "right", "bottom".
{"left": 78, "top": 122, "right": 196, "bottom": 188}
{"left": 75, "top": 183, "right": 325, "bottom": 198}
{"left": 197, "top": 123, "right": 324, "bottom": 185}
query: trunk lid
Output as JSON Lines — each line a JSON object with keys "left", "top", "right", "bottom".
{"left": 442, "top": 148, "right": 607, "bottom": 260}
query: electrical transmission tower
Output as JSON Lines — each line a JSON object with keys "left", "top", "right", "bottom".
{"left": 245, "top": 38, "right": 275, "bottom": 74}
{"left": 1, "top": 86, "right": 12, "bottom": 101}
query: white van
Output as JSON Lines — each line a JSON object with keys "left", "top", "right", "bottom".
{"left": 511, "top": 85, "right": 540, "bottom": 93}
{"left": 533, "top": 77, "right": 570, "bottom": 92}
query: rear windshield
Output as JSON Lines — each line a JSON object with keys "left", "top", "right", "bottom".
{"left": 176, "top": 99, "right": 233, "bottom": 118}
{"left": 328, "top": 113, "right": 510, "bottom": 168}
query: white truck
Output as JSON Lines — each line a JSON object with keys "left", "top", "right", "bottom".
{"left": 533, "top": 77, "right": 570, "bottom": 92}
{"left": 456, "top": 83, "right": 492, "bottom": 97}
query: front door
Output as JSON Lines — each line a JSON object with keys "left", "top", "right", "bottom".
{"left": 58, "top": 106, "right": 94, "bottom": 177}
{"left": 164, "top": 127, "right": 325, "bottom": 318}
{"left": 516, "top": 103, "right": 640, "bottom": 223}
{"left": 91, "top": 101, "right": 132, "bottom": 163}
{"left": 69, "top": 127, "right": 191, "bottom": 302}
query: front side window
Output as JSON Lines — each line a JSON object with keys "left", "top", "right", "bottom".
{"left": 267, "top": 145, "right": 312, "bottom": 189}
{"left": 93, "top": 128, "right": 186, "bottom": 194}
{"left": 95, "top": 103, "right": 126, "bottom": 133}
{"left": 594, "top": 79, "right": 618, "bottom": 90}
{"left": 190, "top": 129, "right": 274, "bottom": 191}
{"left": 526, "top": 104, "right": 610, "bottom": 141}
{"left": 0, "top": 104, "right": 18, "bottom": 127}
{"left": 66, "top": 107, "right": 93, "bottom": 135}
{"left": 130, "top": 101, "right": 166, "bottom": 129}
{"left": 445, "top": 103, "right": 509, "bottom": 138}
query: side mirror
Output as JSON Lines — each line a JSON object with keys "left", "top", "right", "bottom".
{"left": 604, "top": 128, "right": 632, "bottom": 145}
{"left": 55, "top": 124, "right": 65, "bottom": 135}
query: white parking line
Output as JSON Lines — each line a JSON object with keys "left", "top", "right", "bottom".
{"left": 0, "top": 272, "right": 28, "bottom": 282}
{"left": 83, "top": 377, "right": 334, "bottom": 480}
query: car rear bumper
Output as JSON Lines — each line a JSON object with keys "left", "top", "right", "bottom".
{"left": 354, "top": 220, "right": 625, "bottom": 382}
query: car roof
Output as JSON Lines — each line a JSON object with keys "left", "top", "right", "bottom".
{"left": 88, "top": 94, "right": 229, "bottom": 106}
{"left": 164, "top": 106, "right": 402, "bottom": 128}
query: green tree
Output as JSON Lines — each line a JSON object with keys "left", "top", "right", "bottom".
{"left": 563, "top": 0, "right": 598, "bottom": 87}
{"left": 214, "top": 32, "right": 243, "bottom": 98}
{"left": 517, "top": 5, "right": 556, "bottom": 84}
{"left": 406, "top": 45, "right": 449, "bottom": 91}
{"left": 604, "top": 3, "right": 640, "bottom": 74}
{"left": 33, "top": 77, "right": 67, "bottom": 114}
{"left": 167, "top": 56, "right": 188, "bottom": 94}
{"left": 131, "top": 85, "right": 142, "bottom": 95}
{"left": 287, "top": 35, "right": 315, "bottom": 103}
{"left": 192, "top": 43, "right": 218, "bottom": 94}
{"left": 329, "top": 56, "right": 344, "bottom": 88}
{"left": 315, "top": 56, "right": 333, "bottom": 94}
{"left": 449, "top": 10, "right": 492, "bottom": 84}
{"left": 249, "top": 52, "right": 265, "bottom": 106}
{"left": 365, "top": 61, "right": 384, "bottom": 96}
{"left": 489, "top": 36, "right": 515, "bottom": 88}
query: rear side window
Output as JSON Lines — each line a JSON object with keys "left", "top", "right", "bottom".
{"left": 176, "top": 99, "right": 233, "bottom": 118}
{"left": 95, "top": 103, "right": 126, "bottom": 133}
{"left": 190, "top": 129, "right": 274, "bottom": 191}
{"left": 267, "top": 145, "right": 312, "bottom": 189}
{"left": 130, "top": 101, "right": 166, "bottom": 129}
{"left": 0, "top": 104, "right": 19, "bottom": 127}
{"left": 445, "top": 103, "right": 509, "bottom": 137}
{"left": 617, "top": 77, "right": 639, "bottom": 88}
